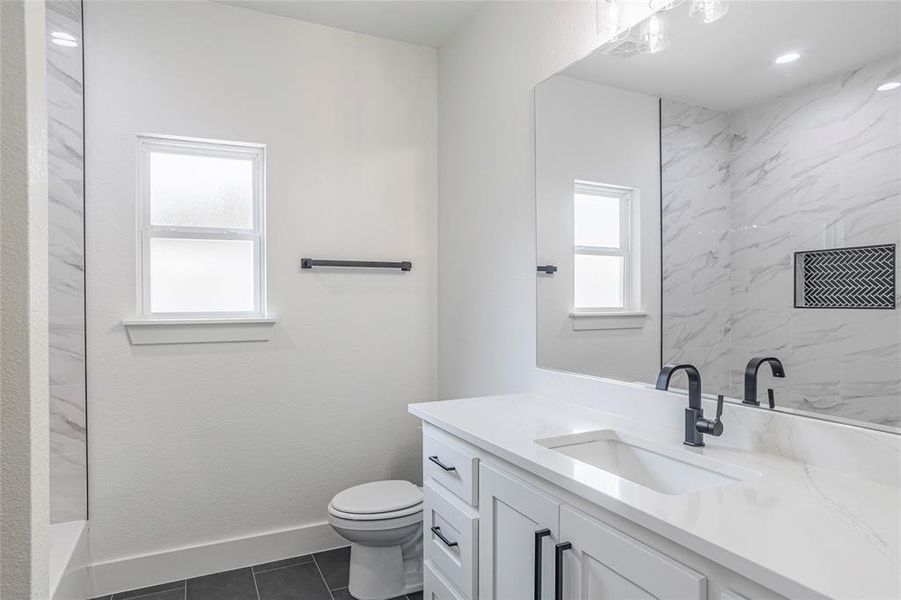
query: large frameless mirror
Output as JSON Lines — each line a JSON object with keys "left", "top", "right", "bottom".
{"left": 536, "top": 0, "right": 901, "bottom": 432}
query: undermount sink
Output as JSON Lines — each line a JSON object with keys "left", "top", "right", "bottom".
{"left": 535, "top": 429, "right": 757, "bottom": 495}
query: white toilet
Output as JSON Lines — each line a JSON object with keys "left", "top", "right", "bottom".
{"left": 327, "top": 480, "right": 423, "bottom": 600}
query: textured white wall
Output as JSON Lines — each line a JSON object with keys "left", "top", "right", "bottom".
{"left": 0, "top": 0, "right": 50, "bottom": 596}
{"left": 84, "top": 0, "right": 436, "bottom": 565}
{"left": 437, "top": 1, "right": 653, "bottom": 399}
{"left": 536, "top": 75, "right": 661, "bottom": 383}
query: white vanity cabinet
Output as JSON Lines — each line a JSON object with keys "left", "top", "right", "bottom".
{"left": 420, "top": 423, "right": 780, "bottom": 600}
{"left": 478, "top": 463, "right": 559, "bottom": 600}
{"left": 558, "top": 505, "right": 706, "bottom": 599}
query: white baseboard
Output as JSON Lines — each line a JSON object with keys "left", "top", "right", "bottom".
{"left": 87, "top": 521, "right": 345, "bottom": 597}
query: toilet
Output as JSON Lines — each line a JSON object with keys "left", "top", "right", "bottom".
{"left": 327, "top": 480, "right": 423, "bottom": 600}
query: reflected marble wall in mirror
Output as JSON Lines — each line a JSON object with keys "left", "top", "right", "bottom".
{"left": 536, "top": 0, "right": 900, "bottom": 431}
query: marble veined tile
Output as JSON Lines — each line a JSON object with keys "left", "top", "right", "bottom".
{"left": 50, "top": 450, "right": 87, "bottom": 523}
{"left": 47, "top": 0, "right": 86, "bottom": 523}
{"left": 50, "top": 384, "right": 86, "bottom": 454}
{"left": 662, "top": 54, "right": 900, "bottom": 429}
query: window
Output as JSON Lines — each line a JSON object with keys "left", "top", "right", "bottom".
{"left": 137, "top": 135, "right": 265, "bottom": 318}
{"left": 573, "top": 181, "right": 635, "bottom": 311}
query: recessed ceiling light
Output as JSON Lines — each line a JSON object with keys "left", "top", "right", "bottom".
{"left": 877, "top": 81, "right": 901, "bottom": 92}
{"left": 774, "top": 52, "right": 801, "bottom": 65}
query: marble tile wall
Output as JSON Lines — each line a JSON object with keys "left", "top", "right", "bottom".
{"left": 663, "top": 55, "right": 901, "bottom": 429}
{"left": 47, "top": 0, "right": 87, "bottom": 522}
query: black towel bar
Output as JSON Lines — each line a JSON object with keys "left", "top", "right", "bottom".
{"left": 300, "top": 258, "right": 412, "bottom": 271}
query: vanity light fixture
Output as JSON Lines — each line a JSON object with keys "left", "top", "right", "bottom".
{"left": 877, "top": 81, "right": 900, "bottom": 91}
{"left": 637, "top": 12, "right": 671, "bottom": 54}
{"left": 603, "top": 0, "right": 631, "bottom": 42}
{"left": 688, "top": 0, "right": 729, "bottom": 24}
{"left": 774, "top": 51, "right": 801, "bottom": 65}
{"left": 51, "top": 31, "right": 78, "bottom": 47}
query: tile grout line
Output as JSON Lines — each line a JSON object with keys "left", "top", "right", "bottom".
{"left": 311, "top": 554, "right": 335, "bottom": 600}
{"left": 250, "top": 566, "right": 262, "bottom": 600}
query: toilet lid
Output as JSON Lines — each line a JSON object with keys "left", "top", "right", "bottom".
{"left": 330, "top": 480, "right": 422, "bottom": 515}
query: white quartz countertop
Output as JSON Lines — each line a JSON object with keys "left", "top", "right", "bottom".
{"left": 409, "top": 393, "right": 901, "bottom": 600}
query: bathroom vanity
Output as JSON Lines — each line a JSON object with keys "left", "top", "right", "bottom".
{"left": 410, "top": 392, "right": 900, "bottom": 600}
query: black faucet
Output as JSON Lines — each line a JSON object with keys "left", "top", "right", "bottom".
{"left": 656, "top": 363, "right": 724, "bottom": 447}
{"left": 744, "top": 357, "right": 785, "bottom": 408}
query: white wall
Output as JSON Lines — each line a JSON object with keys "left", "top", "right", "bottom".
{"left": 84, "top": 0, "right": 436, "bottom": 570}
{"left": 0, "top": 0, "right": 50, "bottom": 596}
{"left": 437, "top": 1, "right": 653, "bottom": 399}
{"left": 535, "top": 74, "right": 660, "bottom": 383}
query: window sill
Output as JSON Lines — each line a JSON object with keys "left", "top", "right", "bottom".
{"left": 123, "top": 317, "right": 276, "bottom": 345}
{"left": 569, "top": 311, "right": 648, "bottom": 331}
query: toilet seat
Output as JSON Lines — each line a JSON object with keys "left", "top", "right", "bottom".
{"left": 330, "top": 480, "right": 422, "bottom": 516}
{"left": 328, "top": 502, "right": 422, "bottom": 522}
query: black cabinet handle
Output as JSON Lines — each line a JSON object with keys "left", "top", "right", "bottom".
{"left": 534, "top": 529, "right": 551, "bottom": 600}
{"left": 430, "top": 526, "right": 458, "bottom": 548}
{"left": 555, "top": 542, "right": 572, "bottom": 600}
{"left": 428, "top": 455, "right": 456, "bottom": 472}
{"left": 537, "top": 265, "right": 558, "bottom": 274}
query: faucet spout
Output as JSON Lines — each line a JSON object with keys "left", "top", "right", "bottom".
{"left": 744, "top": 356, "right": 786, "bottom": 406}
{"left": 656, "top": 363, "right": 702, "bottom": 409}
{"left": 656, "top": 363, "right": 723, "bottom": 447}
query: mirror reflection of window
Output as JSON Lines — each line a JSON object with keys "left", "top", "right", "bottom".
{"left": 573, "top": 181, "right": 636, "bottom": 311}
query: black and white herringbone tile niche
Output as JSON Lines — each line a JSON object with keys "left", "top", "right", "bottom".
{"left": 794, "top": 244, "right": 896, "bottom": 309}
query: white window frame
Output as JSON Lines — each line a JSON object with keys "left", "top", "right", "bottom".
{"left": 135, "top": 134, "right": 267, "bottom": 319}
{"left": 573, "top": 180, "right": 635, "bottom": 312}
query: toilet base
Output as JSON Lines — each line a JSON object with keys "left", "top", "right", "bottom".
{"left": 347, "top": 531, "right": 423, "bottom": 600}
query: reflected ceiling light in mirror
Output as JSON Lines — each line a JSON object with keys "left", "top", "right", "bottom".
{"left": 51, "top": 31, "right": 77, "bottom": 47}
{"left": 637, "top": 12, "right": 671, "bottom": 54}
{"left": 688, "top": 0, "right": 729, "bottom": 24}
{"left": 774, "top": 51, "right": 801, "bottom": 65}
{"left": 877, "top": 81, "right": 900, "bottom": 91}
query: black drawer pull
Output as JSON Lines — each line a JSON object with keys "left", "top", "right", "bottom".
{"left": 430, "top": 526, "right": 458, "bottom": 548}
{"left": 428, "top": 455, "right": 456, "bottom": 471}
{"left": 555, "top": 542, "right": 572, "bottom": 600}
{"left": 534, "top": 529, "right": 551, "bottom": 600}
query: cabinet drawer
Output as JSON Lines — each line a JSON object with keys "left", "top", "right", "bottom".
{"left": 424, "top": 429, "right": 479, "bottom": 505}
{"left": 423, "top": 481, "right": 478, "bottom": 599}
{"left": 424, "top": 560, "right": 466, "bottom": 600}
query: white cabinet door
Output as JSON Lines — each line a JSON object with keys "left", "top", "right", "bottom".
{"left": 479, "top": 463, "right": 560, "bottom": 600}
{"left": 558, "top": 505, "right": 707, "bottom": 600}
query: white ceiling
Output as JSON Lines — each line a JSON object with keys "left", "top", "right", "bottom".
{"left": 220, "top": 0, "right": 485, "bottom": 47}
{"left": 563, "top": 1, "right": 901, "bottom": 111}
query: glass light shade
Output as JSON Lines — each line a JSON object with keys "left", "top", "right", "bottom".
{"left": 649, "top": 0, "right": 686, "bottom": 10}
{"left": 637, "top": 13, "right": 671, "bottom": 54}
{"left": 602, "top": 0, "right": 629, "bottom": 41}
{"left": 688, "top": 0, "right": 729, "bottom": 24}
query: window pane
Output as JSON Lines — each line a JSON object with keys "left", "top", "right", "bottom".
{"left": 150, "top": 152, "right": 253, "bottom": 229}
{"left": 574, "top": 254, "right": 624, "bottom": 308}
{"left": 150, "top": 238, "right": 255, "bottom": 313}
{"left": 574, "top": 193, "right": 620, "bottom": 248}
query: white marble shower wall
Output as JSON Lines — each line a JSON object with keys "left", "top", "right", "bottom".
{"left": 48, "top": 0, "right": 87, "bottom": 522}
{"left": 663, "top": 54, "right": 901, "bottom": 428}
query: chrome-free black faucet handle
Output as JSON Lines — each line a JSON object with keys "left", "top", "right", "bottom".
{"left": 696, "top": 395, "right": 724, "bottom": 437}
{"left": 767, "top": 388, "right": 775, "bottom": 409}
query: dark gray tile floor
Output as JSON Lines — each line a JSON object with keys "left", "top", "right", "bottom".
{"left": 91, "top": 546, "right": 424, "bottom": 600}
